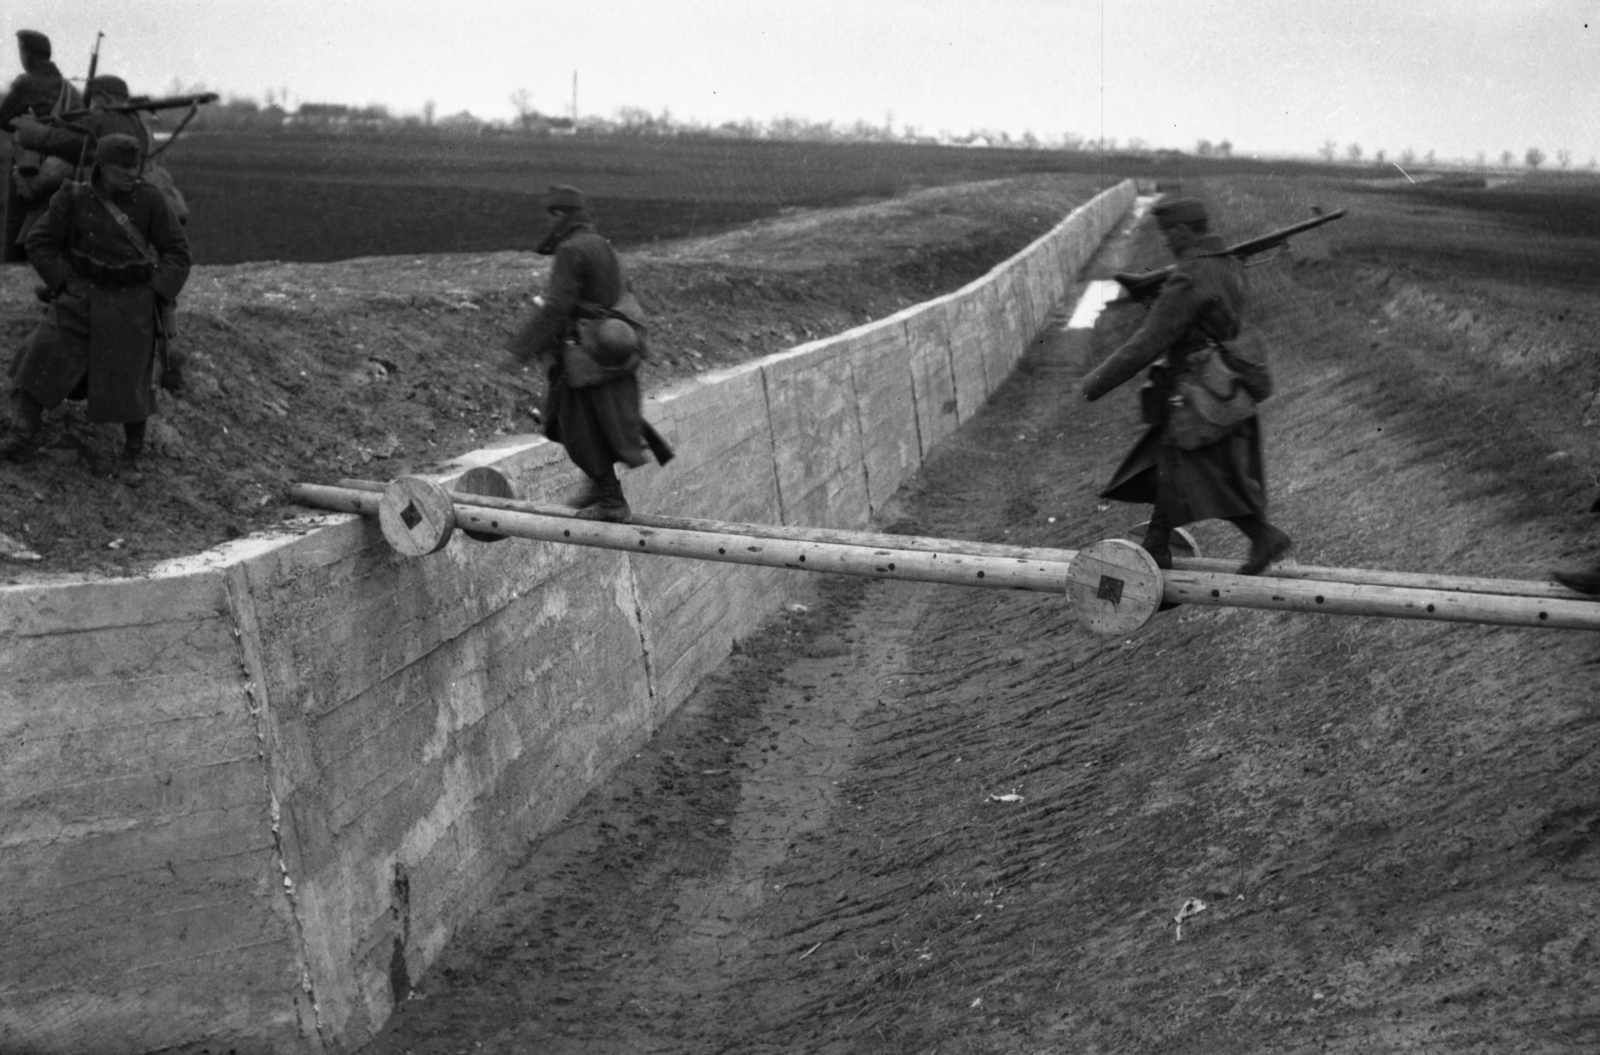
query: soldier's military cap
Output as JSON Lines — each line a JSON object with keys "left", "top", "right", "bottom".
{"left": 96, "top": 133, "right": 143, "bottom": 168}
{"left": 547, "top": 184, "right": 587, "bottom": 212}
{"left": 16, "top": 30, "right": 51, "bottom": 60}
{"left": 89, "top": 75, "right": 131, "bottom": 100}
{"left": 1153, "top": 197, "right": 1209, "bottom": 230}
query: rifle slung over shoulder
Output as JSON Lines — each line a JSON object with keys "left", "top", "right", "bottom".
{"left": 1113, "top": 208, "right": 1346, "bottom": 302}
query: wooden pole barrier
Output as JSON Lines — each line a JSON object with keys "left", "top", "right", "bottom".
{"left": 326, "top": 476, "right": 1083, "bottom": 565}
{"left": 288, "top": 480, "right": 1075, "bottom": 594}
{"left": 285, "top": 478, "right": 1600, "bottom": 634}
{"left": 1157, "top": 568, "right": 1600, "bottom": 631}
{"left": 333, "top": 477, "right": 1586, "bottom": 602}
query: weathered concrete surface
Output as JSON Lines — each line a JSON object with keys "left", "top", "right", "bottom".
{"left": 0, "top": 179, "right": 1137, "bottom": 1054}
{"left": 0, "top": 569, "right": 314, "bottom": 1054}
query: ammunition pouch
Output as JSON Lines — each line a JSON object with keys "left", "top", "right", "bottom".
{"left": 69, "top": 249, "right": 152, "bottom": 288}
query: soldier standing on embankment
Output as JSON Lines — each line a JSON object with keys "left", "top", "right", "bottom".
{"left": 1, "top": 30, "right": 82, "bottom": 262}
{"left": 1, "top": 133, "right": 190, "bottom": 484}
{"left": 1080, "top": 196, "right": 1293, "bottom": 575}
{"left": 503, "top": 184, "right": 672, "bottom": 523}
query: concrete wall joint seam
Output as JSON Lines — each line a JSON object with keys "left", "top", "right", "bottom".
{"left": 222, "top": 566, "right": 327, "bottom": 1050}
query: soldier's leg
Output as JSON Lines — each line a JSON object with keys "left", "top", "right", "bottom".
{"left": 575, "top": 466, "right": 630, "bottom": 523}
{"left": 0, "top": 388, "right": 44, "bottom": 461}
{"left": 1229, "top": 514, "right": 1293, "bottom": 575}
{"left": 118, "top": 420, "right": 147, "bottom": 486}
{"left": 1140, "top": 508, "right": 1174, "bottom": 569}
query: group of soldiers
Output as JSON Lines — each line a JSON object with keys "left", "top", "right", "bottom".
{"left": 1, "top": 28, "right": 190, "bottom": 485}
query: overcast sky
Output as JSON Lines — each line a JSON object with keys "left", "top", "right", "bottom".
{"left": 5, "top": 0, "right": 1597, "bottom": 163}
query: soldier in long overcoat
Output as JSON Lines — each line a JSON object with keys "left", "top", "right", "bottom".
{"left": 2, "top": 134, "right": 191, "bottom": 483}
{"left": 1080, "top": 196, "right": 1292, "bottom": 574}
{"left": 505, "top": 184, "right": 672, "bottom": 522}
{"left": 1, "top": 30, "right": 82, "bottom": 261}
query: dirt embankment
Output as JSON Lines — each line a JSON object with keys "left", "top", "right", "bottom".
{"left": 364, "top": 178, "right": 1600, "bottom": 1054}
{"left": 0, "top": 174, "right": 1101, "bottom": 579}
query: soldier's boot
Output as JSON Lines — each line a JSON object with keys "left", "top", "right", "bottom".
{"left": 0, "top": 390, "right": 43, "bottom": 463}
{"left": 1140, "top": 519, "right": 1174, "bottom": 570}
{"left": 575, "top": 471, "right": 630, "bottom": 524}
{"left": 117, "top": 421, "right": 147, "bottom": 487}
{"left": 1232, "top": 514, "right": 1293, "bottom": 575}
{"left": 1140, "top": 515, "right": 1182, "bottom": 612}
{"left": 1552, "top": 562, "right": 1600, "bottom": 597}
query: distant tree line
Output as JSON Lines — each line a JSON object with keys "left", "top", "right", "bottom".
{"left": 1317, "top": 138, "right": 1595, "bottom": 172}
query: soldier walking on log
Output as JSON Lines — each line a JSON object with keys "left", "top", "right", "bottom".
{"left": 504, "top": 184, "right": 673, "bottom": 523}
{"left": 1080, "top": 196, "right": 1293, "bottom": 574}
{"left": 1, "top": 133, "right": 191, "bottom": 484}
{"left": 1, "top": 30, "right": 82, "bottom": 262}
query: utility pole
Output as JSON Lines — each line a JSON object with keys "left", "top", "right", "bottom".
{"left": 571, "top": 71, "right": 578, "bottom": 123}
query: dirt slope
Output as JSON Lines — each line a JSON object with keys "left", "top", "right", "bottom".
{"left": 0, "top": 174, "right": 1099, "bottom": 578}
{"left": 363, "top": 189, "right": 1600, "bottom": 1053}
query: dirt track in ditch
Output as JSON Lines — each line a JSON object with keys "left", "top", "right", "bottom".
{"left": 363, "top": 203, "right": 1600, "bottom": 1054}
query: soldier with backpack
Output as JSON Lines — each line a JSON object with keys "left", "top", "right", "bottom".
{"left": 1, "top": 30, "right": 82, "bottom": 262}
{"left": 1, "top": 133, "right": 190, "bottom": 484}
{"left": 1080, "top": 196, "right": 1292, "bottom": 576}
{"left": 504, "top": 184, "right": 673, "bottom": 522}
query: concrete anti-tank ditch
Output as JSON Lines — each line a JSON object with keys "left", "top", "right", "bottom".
{"left": 0, "top": 179, "right": 1136, "bottom": 1054}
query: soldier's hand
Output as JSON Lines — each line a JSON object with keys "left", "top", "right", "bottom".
{"left": 61, "top": 277, "right": 92, "bottom": 300}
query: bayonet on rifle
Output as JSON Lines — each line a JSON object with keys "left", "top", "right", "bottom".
{"left": 72, "top": 30, "right": 104, "bottom": 181}
{"left": 1113, "top": 208, "right": 1347, "bottom": 303}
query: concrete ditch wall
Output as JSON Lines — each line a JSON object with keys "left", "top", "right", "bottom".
{"left": 0, "top": 178, "right": 1135, "bottom": 1054}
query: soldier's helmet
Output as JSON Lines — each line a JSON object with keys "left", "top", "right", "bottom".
{"left": 16, "top": 30, "right": 51, "bottom": 61}
{"left": 88, "top": 75, "right": 131, "bottom": 101}
{"left": 589, "top": 319, "right": 640, "bottom": 367}
{"left": 1152, "top": 197, "right": 1209, "bottom": 231}
{"left": 96, "top": 133, "right": 144, "bottom": 169}
{"left": 547, "top": 184, "right": 587, "bottom": 214}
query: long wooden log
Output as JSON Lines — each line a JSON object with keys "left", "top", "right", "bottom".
{"left": 286, "top": 480, "right": 1600, "bottom": 633}
{"left": 1172, "top": 555, "right": 1579, "bottom": 601}
{"left": 322, "top": 477, "right": 1082, "bottom": 565}
{"left": 325, "top": 477, "right": 1586, "bottom": 601}
{"left": 288, "top": 481, "right": 1072, "bottom": 594}
{"left": 1160, "top": 567, "right": 1600, "bottom": 631}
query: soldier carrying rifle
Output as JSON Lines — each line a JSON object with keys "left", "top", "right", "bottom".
{"left": 1, "top": 133, "right": 191, "bottom": 484}
{"left": 1080, "top": 196, "right": 1293, "bottom": 576}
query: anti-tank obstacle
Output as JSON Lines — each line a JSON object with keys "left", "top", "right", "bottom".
{"left": 285, "top": 473, "right": 1600, "bottom": 636}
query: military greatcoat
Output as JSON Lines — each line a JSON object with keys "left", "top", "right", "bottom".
{"left": 13, "top": 175, "right": 190, "bottom": 423}
{"left": 510, "top": 221, "right": 666, "bottom": 479}
{"left": 1081, "top": 233, "right": 1267, "bottom": 527}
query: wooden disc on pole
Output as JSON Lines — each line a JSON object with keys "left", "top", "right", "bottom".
{"left": 379, "top": 476, "right": 456, "bottom": 557}
{"left": 1067, "top": 538, "right": 1164, "bottom": 635}
{"left": 455, "top": 466, "right": 516, "bottom": 542}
